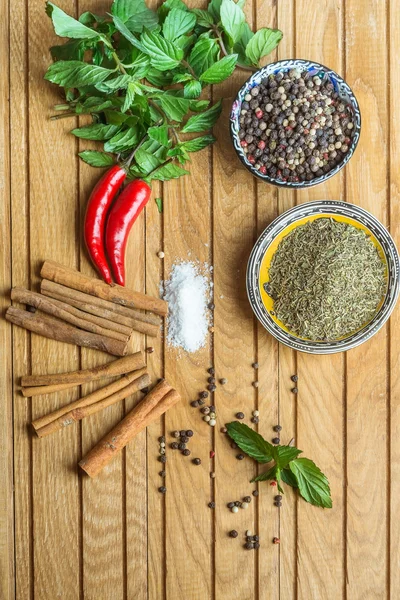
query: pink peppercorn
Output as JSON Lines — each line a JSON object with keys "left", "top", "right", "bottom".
{"left": 248, "top": 155, "right": 255, "bottom": 164}
{"left": 259, "top": 166, "right": 267, "bottom": 175}
{"left": 240, "top": 140, "right": 248, "bottom": 148}
{"left": 210, "top": 450, "right": 215, "bottom": 458}
{"left": 258, "top": 140, "right": 266, "bottom": 150}
{"left": 255, "top": 109, "right": 263, "bottom": 119}
{"left": 270, "top": 481, "right": 277, "bottom": 487}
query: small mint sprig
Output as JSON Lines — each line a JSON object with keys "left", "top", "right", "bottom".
{"left": 226, "top": 422, "right": 332, "bottom": 509}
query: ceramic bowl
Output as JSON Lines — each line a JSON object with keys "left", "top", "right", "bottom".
{"left": 230, "top": 59, "right": 361, "bottom": 188}
{"left": 246, "top": 201, "right": 400, "bottom": 354}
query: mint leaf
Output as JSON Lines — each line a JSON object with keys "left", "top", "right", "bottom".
{"left": 140, "top": 29, "right": 183, "bottom": 70}
{"left": 112, "top": 15, "right": 146, "bottom": 52}
{"left": 184, "top": 80, "right": 202, "bottom": 99}
{"left": 175, "top": 33, "right": 196, "bottom": 54}
{"left": 275, "top": 445, "right": 302, "bottom": 469}
{"left": 97, "top": 74, "right": 131, "bottom": 91}
{"left": 192, "top": 9, "right": 214, "bottom": 28}
{"left": 122, "top": 82, "right": 139, "bottom": 113}
{"left": 289, "top": 458, "right": 332, "bottom": 508}
{"left": 200, "top": 53, "right": 237, "bottom": 84}
{"left": 208, "top": 0, "right": 222, "bottom": 21}
{"left": 252, "top": 464, "right": 278, "bottom": 483}
{"left": 156, "top": 95, "right": 190, "bottom": 121}
{"left": 220, "top": 0, "right": 245, "bottom": 44}
{"left": 182, "top": 99, "right": 222, "bottom": 132}
{"left": 155, "top": 197, "right": 163, "bottom": 212}
{"left": 50, "top": 40, "right": 86, "bottom": 62}
{"left": 78, "top": 151, "right": 115, "bottom": 167}
{"left": 46, "top": 2, "right": 102, "bottom": 40}
{"left": 189, "top": 99, "right": 210, "bottom": 111}
{"left": 281, "top": 468, "right": 298, "bottom": 488}
{"left": 145, "top": 161, "right": 189, "bottom": 182}
{"left": 233, "top": 22, "right": 254, "bottom": 65}
{"left": 189, "top": 38, "right": 219, "bottom": 77}
{"left": 172, "top": 72, "right": 193, "bottom": 84}
{"left": 75, "top": 97, "right": 113, "bottom": 114}
{"left": 163, "top": 8, "right": 196, "bottom": 41}
{"left": 180, "top": 134, "right": 215, "bottom": 152}
{"left": 71, "top": 123, "right": 121, "bottom": 140}
{"left": 44, "top": 61, "right": 114, "bottom": 88}
{"left": 245, "top": 27, "right": 283, "bottom": 65}
{"left": 148, "top": 124, "right": 170, "bottom": 146}
{"left": 104, "top": 127, "right": 139, "bottom": 152}
{"left": 134, "top": 147, "right": 163, "bottom": 173}
{"left": 226, "top": 422, "right": 274, "bottom": 463}
{"left": 111, "top": 0, "right": 158, "bottom": 32}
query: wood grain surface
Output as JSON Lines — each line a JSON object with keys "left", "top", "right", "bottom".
{"left": 1, "top": 0, "right": 399, "bottom": 599}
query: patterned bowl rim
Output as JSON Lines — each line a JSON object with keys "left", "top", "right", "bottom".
{"left": 246, "top": 200, "right": 400, "bottom": 354}
{"left": 230, "top": 59, "right": 361, "bottom": 188}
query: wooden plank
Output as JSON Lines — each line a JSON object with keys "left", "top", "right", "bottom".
{"left": 9, "top": 0, "right": 32, "bottom": 598}
{"left": 389, "top": 0, "right": 400, "bottom": 597}
{"left": 275, "top": 4, "right": 297, "bottom": 600}
{"left": 345, "top": 0, "right": 389, "bottom": 597}
{"left": 0, "top": 0, "right": 14, "bottom": 597}
{"left": 28, "top": 0, "right": 80, "bottom": 596}
{"left": 294, "top": 2, "right": 345, "bottom": 599}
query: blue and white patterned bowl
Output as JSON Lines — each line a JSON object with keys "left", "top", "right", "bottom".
{"left": 230, "top": 59, "right": 361, "bottom": 188}
{"left": 247, "top": 201, "right": 400, "bottom": 354}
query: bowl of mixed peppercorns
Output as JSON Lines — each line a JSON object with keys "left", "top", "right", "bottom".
{"left": 230, "top": 59, "right": 361, "bottom": 187}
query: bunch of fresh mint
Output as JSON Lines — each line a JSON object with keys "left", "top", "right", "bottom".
{"left": 44, "top": 0, "right": 282, "bottom": 183}
{"left": 226, "top": 422, "right": 332, "bottom": 508}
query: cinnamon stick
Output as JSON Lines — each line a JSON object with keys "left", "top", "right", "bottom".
{"left": 6, "top": 306, "right": 129, "bottom": 356}
{"left": 33, "top": 371, "right": 150, "bottom": 438}
{"left": 79, "top": 380, "right": 180, "bottom": 478}
{"left": 41, "top": 260, "right": 168, "bottom": 317}
{"left": 41, "top": 280, "right": 160, "bottom": 327}
{"left": 21, "top": 352, "right": 145, "bottom": 387}
{"left": 11, "top": 287, "right": 130, "bottom": 342}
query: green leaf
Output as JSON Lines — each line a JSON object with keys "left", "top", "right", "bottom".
{"left": 289, "top": 458, "right": 332, "bottom": 508}
{"left": 104, "top": 127, "right": 139, "bottom": 152}
{"left": 200, "top": 53, "right": 237, "bottom": 84}
{"left": 252, "top": 464, "right": 278, "bottom": 483}
{"left": 156, "top": 95, "right": 190, "bottom": 122}
{"left": 79, "top": 11, "right": 105, "bottom": 25}
{"left": 245, "top": 27, "right": 283, "bottom": 65}
{"left": 191, "top": 8, "right": 214, "bottom": 28}
{"left": 226, "top": 422, "right": 274, "bottom": 463}
{"left": 155, "top": 197, "right": 163, "bottom": 212}
{"left": 122, "top": 82, "right": 138, "bottom": 112}
{"left": 141, "top": 138, "right": 168, "bottom": 159}
{"left": 184, "top": 80, "right": 202, "bottom": 98}
{"left": 182, "top": 99, "right": 222, "bottom": 132}
{"left": 111, "top": 0, "right": 158, "bottom": 32}
{"left": 148, "top": 124, "right": 170, "bottom": 146}
{"left": 163, "top": 8, "right": 196, "bottom": 41}
{"left": 281, "top": 468, "right": 298, "bottom": 488}
{"left": 46, "top": 2, "right": 103, "bottom": 41}
{"left": 189, "top": 38, "right": 219, "bottom": 77}
{"left": 220, "top": 0, "right": 245, "bottom": 44}
{"left": 275, "top": 445, "right": 302, "bottom": 469}
{"left": 208, "top": 0, "right": 222, "bottom": 21}
{"left": 233, "top": 21, "right": 254, "bottom": 64}
{"left": 78, "top": 151, "right": 115, "bottom": 167}
{"left": 146, "top": 68, "right": 174, "bottom": 86}
{"left": 180, "top": 134, "right": 215, "bottom": 152}
{"left": 71, "top": 123, "right": 121, "bottom": 140}
{"left": 44, "top": 61, "right": 114, "bottom": 88}
{"left": 75, "top": 97, "right": 113, "bottom": 114}
{"left": 140, "top": 29, "right": 183, "bottom": 70}
{"left": 145, "top": 161, "right": 189, "bottom": 182}
{"left": 50, "top": 40, "right": 86, "bottom": 62}
{"left": 189, "top": 99, "right": 210, "bottom": 111}
{"left": 96, "top": 74, "right": 131, "bottom": 92}
{"left": 112, "top": 15, "right": 146, "bottom": 52}
{"left": 172, "top": 72, "right": 193, "bottom": 83}
{"left": 175, "top": 33, "right": 197, "bottom": 54}
{"left": 134, "top": 147, "right": 163, "bottom": 173}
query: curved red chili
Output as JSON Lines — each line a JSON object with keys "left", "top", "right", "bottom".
{"left": 84, "top": 165, "right": 126, "bottom": 284}
{"left": 105, "top": 179, "right": 152, "bottom": 286}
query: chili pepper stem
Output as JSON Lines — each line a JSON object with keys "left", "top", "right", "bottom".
{"left": 50, "top": 112, "right": 77, "bottom": 120}
{"left": 124, "top": 134, "right": 149, "bottom": 170}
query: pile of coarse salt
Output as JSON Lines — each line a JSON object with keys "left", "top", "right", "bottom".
{"left": 163, "top": 261, "right": 211, "bottom": 353}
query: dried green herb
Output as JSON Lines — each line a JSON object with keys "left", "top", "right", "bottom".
{"left": 266, "top": 218, "right": 386, "bottom": 341}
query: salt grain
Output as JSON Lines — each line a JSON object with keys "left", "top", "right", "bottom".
{"left": 163, "top": 262, "right": 210, "bottom": 353}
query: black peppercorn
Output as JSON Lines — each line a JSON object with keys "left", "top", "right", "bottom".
{"left": 229, "top": 530, "right": 238, "bottom": 538}
{"left": 193, "top": 458, "right": 201, "bottom": 465}
{"left": 227, "top": 501, "right": 235, "bottom": 508}
{"left": 200, "top": 391, "right": 209, "bottom": 399}
{"left": 191, "top": 400, "right": 199, "bottom": 407}
{"left": 208, "top": 384, "right": 216, "bottom": 392}
{"left": 159, "top": 470, "right": 166, "bottom": 477}
{"left": 275, "top": 495, "right": 282, "bottom": 501}
{"left": 208, "top": 501, "right": 216, "bottom": 509}
{"left": 198, "top": 399, "right": 205, "bottom": 406}
{"left": 236, "top": 412, "right": 245, "bottom": 420}
{"left": 208, "top": 377, "right": 216, "bottom": 384}
{"left": 237, "top": 454, "right": 245, "bottom": 460}
{"left": 243, "top": 496, "right": 251, "bottom": 503}
{"left": 170, "top": 442, "right": 179, "bottom": 449}
{"left": 272, "top": 437, "right": 280, "bottom": 445}
{"left": 180, "top": 436, "right": 189, "bottom": 443}
{"left": 186, "top": 430, "right": 194, "bottom": 437}
{"left": 231, "top": 442, "right": 238, "bottom": 449}
{"left": 208, "top": 367, "right": 215, "bottom": 375}
{"left": 158, "top": 486, "right": 166, "bottom": 494}
{"left": 254, "top": 541, "right": 260, "bottom": 549}
{"left": 158, "top": 436, "right": 165, "bottom": 443}
{"left": 178, "top": 443, "right": 186, "bottom": 450}
{"left": 273, "top": 425, "right": 282, "bottom": 432}
{"left": 252, "top": 490, "right": 259, "bottom": 497}
{"left": 291, "top": 387, "right": 298, "bottom": 394}
{"left": 209, "top": 405, "right": 216, "bottom": 412}
{"left": 182, "top": 449, "right": 191, "bottom": 456}
{"left": 245, "top": 542, "right": 254, "bottom": 550}
{"left": 159, "top": 456, "right": 167, "bottom": 463}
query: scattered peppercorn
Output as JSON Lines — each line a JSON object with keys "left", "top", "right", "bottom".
{"left": 208, "top": 501, "right": 216, "bottom": 509}
{"left": 208, "top": 377, "right": 216, "bottom": 384}
{"left": 159, "top": 456, "right": 167, "bottom": 463}
{"left": 220, "top": 378, "right": 227, "bottom": 385}
{"left": 200, "top": 391, "right": 209, "bottom": 399}
{"left": 158, "top": 436, "right": 165, "bottom": 443}
{"left": 201, "top": 406, "right": 210, "bottom": 415}
{"left": 208, "top": 302, "right": 215, "bottom": 310}
{"left": 180, "top": 436, "right": 189, "bottom": 443}
{"left": 241, "top": 502, "right": 249, "bottom": 509}
{"left": 243, "top": 496, "right": 251, "bottom": 503}
{"left": 253, "top": 535, "right": 259, "bottom": 542}
{"left": 208, "top": 384, "right": 216, "bottom": 392}
{"left": 182, "top": 449, "right": 191, "bottom": 456}
{"left": 252, "top": 490, "right": 259, "bottom": 497}
{"left": 178, "top": 443, "right": 186, "bottom": 450}
{"left": 273, "top": 425, "right": 282, "bottom": 432}
{"left": 170, "top": 442, "right": 179, "bottom": 449}
{"left": 231, "top": 442, "right": 238, "bottom": 449}
{"left": 237, "top": 454, "right": 245, "bottom": 460}
{"left": 227, "top": 502, "right": 235, "bottom": 508}
{"left": 210, "top": 471, "right": 216, "bottom": 478}
{"left": 254, "top": 541, "right": 260, "bottom": 549}
{"left": 208, "top": 367, "right": 215, "bottom": 375}
{"left": 220, "top": 426, "right": 228, "bottom": 433}
{"left": 159, "top": 486, "right": 166, "bottom": 494}
{"left": 210, "top": 450, "right": 215, "bottom": 458}
{"left": 209, "top": 405, "right": 216, "bottom": 412}
{"left": 172, "top": 431, "right": 180, "bottom": 438}
{"left": 252, "top": 410, "right": 260, "bottom": 417}
{"left": 236, "top": 412, "right": 245, "bottom": 419}
{"left": 229, "top": 530, "right": 238, "bottom": 538}
{"left": 198, "top": 398, "right": 205, "bottom": 406}
{"left": 291, "top": 374, "right": 298, "bottom": 382}
{"left": 274, "top": 501, "right": 282, "bottom": 507}
{"left": 245, "top": 542, "right": 254, "bottom": 550}
{"left": 252, "top": 362, "right": 259, "bottom": 369}
{"left": 186, "top": 430, "right": 193, "bottom": 437}
{"left": 251, "top": 417, "right": 259, "bottom": 424}
{"left": 252, "top": 381, "right": 259, "bottom": 388}
{"left": 272, "top": 437, "right": 280, "bottom": 444}
{"left": 273, "top": 537, "right": 280, "bottom": 544}
{"left": 275, "top": 495, "right": 282, "bottom": 501}
{"left": 234, "top": 501, "right": 241, "bottom": 507}
{"left": 270, "top": 481, "right": 277, "bottom": 487}
{"left": 191, "top": 400, "right": 199, "bottom": 407}
{"left": 159, "top": 470, "right": 166, "bottom": 477}
{"left": 291, "top": 387, "right": 298, "bottom": 394}
{"left": 179, "top": 430, "right": 186, "bottom": 437}
{"left": 193, "top": 458, "right": 201, "bottom": 465}
{"left": 146, "top": 347, "right": 155, "bottom": 354}
{"left": 231, "top": 506, "right": 239, "bottom": 513}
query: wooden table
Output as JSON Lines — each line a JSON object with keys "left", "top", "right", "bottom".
{"left": 1, "top": 0, "right": 399, "bottom": 598}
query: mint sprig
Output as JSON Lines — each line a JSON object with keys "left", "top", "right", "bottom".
{"left": 226, "top": 422, "right": 332, "bottom": 509}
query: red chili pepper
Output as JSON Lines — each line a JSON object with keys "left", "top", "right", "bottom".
{"left": 106, "top": 179, "right": 152, "bottom": 286}
{"left": 84, "top": 165, "right": 126, "bottom": 284}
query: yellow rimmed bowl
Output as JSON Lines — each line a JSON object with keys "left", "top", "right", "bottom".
{"left": 246, "top": 201, "right": 400, "bottom": 354}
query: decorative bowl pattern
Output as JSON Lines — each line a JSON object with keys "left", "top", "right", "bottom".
{"left": 230, "top": 59, "right": 361, "bottom": 188}
{"left": 246, "top": 201, "right": 400, "bottom": 354}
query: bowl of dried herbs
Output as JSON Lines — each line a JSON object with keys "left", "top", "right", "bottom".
{"left": 247, "top": 201, "right": 399, "bottom": 354}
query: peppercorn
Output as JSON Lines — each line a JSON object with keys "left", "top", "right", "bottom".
{"left": 172, "top": 431, "right": 180, "bottom": 438}
{"left": 159, "top": 470, "right": 166, "bottom": 477}
{"left": 243, "top": 496, "right": 251, "bottom": 503}
{"left": 251, "top": 417, "right": 259, "bottom": 424}
{"left": 208, "top": 501, "right": 216, "bottom": 509}
{"left": 231, "top": 442, "right": 238, "bottom": 449}
{"left": 186, "top": 430, "right": 193, "bottom": 437}
{"left": 208, "top": 367, "right": 215, "bottom": 375}
{"left": 220, "top": 378, "right": 227, "bottom": 385}
{"left": 273, "top": 537, "right": 280, "bottom": 544}
{"left": 191, "top": 400, "right": 199, "bottom": 407}
{"left": 252, "top": 381, "right": 259, "bottom": 388}
{"left": 252, "top": 490, "right": 259, "bottom": 497}
{"left": 193, "top": 458, "right": 201, "bottom": 465}
{"left": 254, "top": 541, "right": 260, "bottom": 549}
{"left": 241, "top": 502, "right": 249, "bottom": 509}
{"left": 201, "top": 406, "right": 210, "bottom": 415}
{"left": 291, "top": 387, "right": 298, "bottom": 394}
{"left": 208, "top": 384, "right": 216, "bottom": 392}
{"left": 200, "top": 391, "right": 209, "bottom": 399}
{"left": 198, "top": 399, "right": 205, "bottom": 406}
{"left": 272, "top": 437, "right": 280, "bottom": 445}
{"left": 253, "top": 535, "right": 259, "bottom": 542}
{"left": 273, "top": 425, "right": 282, "bottom": 432}
{"left": 252, "top": 362, "right": 259, "bottom": 369}
{"left": 210, "top": 450, "right": 215, "bottom": 458}
{"left": 227, "top": 501, "right": 235, "bottom": 508}
{"left": 236, "top": 412, "right": 245, "bottom": 420}
{"left": 274, "top": 501, "right": 282, "bottom": 507}
{"left": 275, "top": 495, "right": 282, "bottom": 501}
{"left": 178, "top": 443, "right": 186, "bottom": 450}
{"left": 229, "top": 530, "right": 238, "bottom": 538}
{"left": 245, "top": 542, "right": 254, "bottom": 550}
{"left": 146, "top": 347, "right": 155, "bottom": 354}
{"left": 231, "top": 506, "right": 239, "bottom": 513}
{"left": 170, "top": 442, "right": 179, "bottom": 449}
{"left": 208, "top": 302, "right": 215, "bottom": 310}
{"left": 234, "top": 501, "right": 241, "bottom": 507}
{"left": 220, "top": 426, "right": 228, "bottom": 433}
{"left": 182, "top": 449, "right": 191, "bottom": 456}
{"left": 210, "top": 471, "right": 216, "bottom": 478}
{"left": 159, "top": 486, "right": 166, "bottom": 494}
{"left": 180, "top": 436, "right": 189, "bottom": 443}
{"left": 237, "top": 454, "right": 245, "bottom": 460}
{"left": 159, "top": 456, "right": 167, "bottom": 463}
{"left": 209, "top": 405, "right": 216, "bottom": 412}
{"left": 208, "top": 377, "right": 216, "bottom": 384}
{"left": 158, "top": 436, "right": 165, "bottom": 443}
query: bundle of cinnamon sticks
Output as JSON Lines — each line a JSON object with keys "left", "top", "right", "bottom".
{"left": 5, "top": 260, "right": 168, "bottom": 356}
